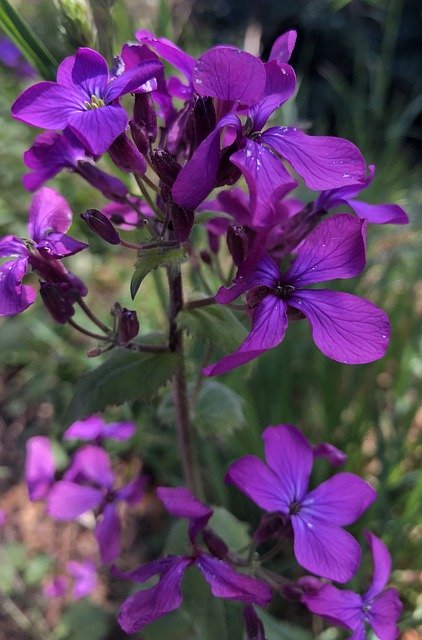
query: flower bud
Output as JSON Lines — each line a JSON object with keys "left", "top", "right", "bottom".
{"left": 113, "top": 303, "right": 140, "bottom": 345}
{"left": 202, "top": 529, "right": 229, "bottom": 560}
{"left": 170, "top": 202, "right": 194, "bottom": 242}
{"left": 217, "top": 143, "right": 242, "bottom": 186}
{"left": 56, "top": 0, "right": 95, "bottom": 49}
{"left": 226, "top": 225, "right": 249, "bottom": 266}
{"left": 40, "top": 282, "right": 75, "bottom": 324}
{"left": 76, "top": 161, "right": 128, "bottom": 202}
{"left": 200, "top": 250, "right": 212, "bottom": 265}
{"left": 243, "top": 605, "right": 265, "bottom": 640}
{"left": 152, "top": 149, "right": 182, "bottom": 188}
{"left": 190, "top": 96, "right": 216, "bottom": 149}
{"left": 109, "top": 133, "right": 147, "bottom": 175}
{"left": 133, "top": 93, "right": 157, "bottom": 142}
{"left": 81, "top": 209, "right": 120, "bottom": 245}
{"left": 129, "top": 120, "right": 149, "bottom": 156}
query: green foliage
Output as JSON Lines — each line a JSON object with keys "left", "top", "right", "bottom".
{"left": 64, "top": 344, "right": 177, "bottom": 424}
{"left": 131, "top": 245, "right": 187, "bottom": 299}
{"left": 260, "top": 610, "right": 313, "bottom": 640}
{"left": 55, "top": 601, "right": 110, "bottom": 640}
{"left": 178, "top": 305, "right": 247, "bottom": 352}
{"left": 209, "top": 506, "right": 250, "bottom": 553}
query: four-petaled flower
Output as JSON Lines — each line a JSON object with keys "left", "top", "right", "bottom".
{"left": 225, "top": 424, "right": 376, "bottom": 583}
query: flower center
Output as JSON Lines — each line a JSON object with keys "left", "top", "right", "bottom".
{"left": 84, "top": 94, "right": 105, "bottom": 110}
{"left": 275, "top": 283, "right": 295, "bottom": 299}
{"left": 289, "top": 500, "right": 301, "bottom": 515}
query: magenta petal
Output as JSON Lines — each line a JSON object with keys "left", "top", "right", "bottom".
{"left": 225, "top": 455, "right": 287, "bottom": 513}
{"left": 118, "top": 556, "right": 191, "bottom": 633}
{"left": 369, "top": 588, "right": 403, "bottom": 640}
{"left": 193, "top": 46, "right": 266, "bottom": 105}
{"left": 289, "top": 290, "right": 391, "bottom": 364}
{"left": 113, "top": 556, "right": 180, "bottom": 584}
{"left": 263, "top": 425, "right": 313, "bottom": 503}
{"left": 292, "top": 516, "right": 362, "bottom": 582}
{"left": 269, "top": 30, "right": 297, "bottom": 63}
{"left": 157, "top": 486, "right": 213, "bottom": 543}
{"left": 172, "top": 113, "right": 242, "bottom": 210}
{"left": 28, "top": 187, "right": 73, "bottom": 241}
{"left": 350, "top": 625, "right": 367, "bottom": 640}
{"left": 12, "top": 82, "right": 82, "bottom": 129}
{"left": 37, "top": 229, "right": 87, "bottom": 259}
{"left": 196, "top": 554, "right": 272, "bottom": 606}
{"left": 249, "top": 61, "right": 296, "bottom": 131}
{"left": 215, "top": 252, "right": 280, "bottom": 304}
{"left": 116, "top": 476, "right": 145, "bottom": 505}
{"left": 231, "top": 140, "right": 297, "bottom": 227}
{"left": 68, "top": 105, "right": 128, "bottom": 156}
{"left": 302, "top": 473, "right": 376, "bottom": 526}
{"left": 67, "top": 560, "right": 97, "bottom": 599}
{"left": 204, "top": 295, "right": 288, "bottom": 375}
{"left": 0, "top": 258, "right": 36, "bottom": 316}
{"left": 47, "top": 481, "right": 102, "bottom": 519}
{"left": 25, "top": 436, "right": 55, "bottom": 501}
{"left": 261, "top": 127, "right": 366, "bottom": 190}
{"left": 95, "top": 504, "right": 121, "bottom": 564}
{"left": 57, "top": 48, "right": 108, "bottom": 97}
{"left": 283, "top": 214, "right": 366, "bottom": 286}
{"left": 364, "top": 532, "right": 392, "bottom": 600}
{"left": 64, "top": 445, "right": 114, "bottom": 488}
{"left": 136, "top": 30, "right": 195, "bottom": 80}
{"left": 348, "top": 199, "right": 409, "bottom": 225}
{"left": 105, "top": 59, "right": 163, "bottom": 101}
{"left": 0, "top": 235, "right": 27, "bottom": 258}
{"left": 64, "top": 415, "right": 136, "bottom": 441}
{"left": 313, "top": 443, "right": 348, "bottom": 467}
{"left": 301, "top": 583, "right": 363, "bottom": 630}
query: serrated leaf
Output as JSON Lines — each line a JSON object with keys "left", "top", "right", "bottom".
{"left": 177, "top": 306, "right": 247, "bottom": 352}
{"left": 131, "top": 245, "right": 187, "bottom": 299}
{"left": 0, "top": 0, "right": 58, "bottom": 79}
{"left": 63, "top": 346, "right": 177, "bottom": 425}
{"left": 195, "top": 380, "right": 245, "bottom": 436}
{"left": 194, "top": 210, "right": 233, "bottom": 225}
{"left": 208, "top": 506, "right": 251, "bottom": 553}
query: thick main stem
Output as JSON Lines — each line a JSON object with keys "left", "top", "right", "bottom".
{"left": 167, "top": 267, "right": 203, "bottom": 496}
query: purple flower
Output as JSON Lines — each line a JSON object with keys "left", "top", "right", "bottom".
{"left": 172, "top": 41, "right": 366, "bottom": 224}
{"left": 116, "top": 487, "right": 272, "bottom": 633}
{"left": 43, "top": 576, "right": 67, "bottom": 598}
{"left": 226, "top": 424, "right": 376, "bottom": 583}
{"left": 25, "top": 436, "right": 55, "bottom": 501}
{"left": 47, "top": 445, "right": 145, "bottom": 564}
{"left": 67, "top": 560, "right": 98, "bottom": 600}
{"left": 204, "top": 214, "right": 390, "bottom": 376}
{"left": 64, "top": 414, "right": 136, "bottom": 443}
{"left": 301, "top": 532, "right": 403, "bottom": 639}
{"left": 102, "top": 197, "right": 153, "bottom": 230}
{"left": 0, "top": 36, "right": 35, "bottom": 78}
{"left": 316, "top": 165, "right": 408, "bottom": 225}
{"left": 313, "top": 443, "right": 348, "bottom": 467}
{"left": 0, "top": 187, "right": 87, "bottom": 319}
{"left": 12, "top": 48, "right": 162, "bottom": 155}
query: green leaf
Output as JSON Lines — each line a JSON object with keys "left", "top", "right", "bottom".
{"left": 194, "top": 210, "right": 233, "bottom": 225}
{"left": 177, "top": 305, "right": 247, "bottom": 352}
{"left": 259, "top": 610, "right": 313, "bottom": 640}
{"left": 194, "top": 380, "right": 245, "bottom": 436}
{"left": 182, "top": 568, "right": 230, "bottom": 640}
{"left": 208, "top": 506, "right": 251, "bottom": 553}
{"left": 0, "top": 0, "right": 58, "bottom": 79}
{"left": 131, "top": 245, "right": 187, "bottom": 299}
{"left": 63, "top": 345, "right": 177, "bottom": 425}
{"left": 24, "top": 554, "right": 53, "bottom": 586}
{"left": 60, "top": 601, "right": 110, "bottom": 640}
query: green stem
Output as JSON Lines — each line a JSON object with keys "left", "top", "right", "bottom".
{"left": 77, "top": 297, "right": 110, "bottom": 334}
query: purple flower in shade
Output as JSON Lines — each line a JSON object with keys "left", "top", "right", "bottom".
{"left": 0, "top": 509, "right": 6, "bottom": 527}
{"left": 67, "top": 560, "right": 98, "bottom": 600}
{"left": 226, "top": 424, "right": 376, "bottom": 583}
{"left": 172, "top": 38, "right": 366, "bottom": 225}
{"left": 64, "top": 414, "right": 136, "bottom": 443}
{"left": 25, "top": 436, "right": 55, "bottom": 501}
{"left": 11, "top": 48, "right": 163, "bottom": 156}
{"left": 22, "top": 129, "right": 129, "bottom": 202}
{"left": 204, "top": 214, "right": 391, "bottom": 376}
{"left": 0, "top": 36, "right": 35, "bottom": 78}
{"left": 47, "top": 445, "right": 144, "bottom": 564}
{"left": 43, "top": 576, "right": 67, "bottom": 598}
{"left": 301, "top": 532, "right": 403, "bottom": 639}
{"left": 102, "top": 197, "right": 154, "bottom": 230}
{"left": 0, "top": 187, "right": 87, "bottom": 319}
{"left": 316, "top": 165, "right": 408, "bottom": 225}
{"left": 116, "top": 487, "right": 272, "bottom": 633}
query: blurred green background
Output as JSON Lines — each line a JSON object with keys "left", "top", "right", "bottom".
{"left": 0, "top": 0, "right": 420, "bottom": 638}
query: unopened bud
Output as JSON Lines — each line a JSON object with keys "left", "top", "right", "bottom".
{"left": 109, "top": 133, "right": 147, "bottom": 175}
{"left": 56, "top": 0, "right": 95, "bottom": 49}
{"left": 170, "top": 202, "right": 194, "bottom": 242}
{"left": 40, "top": 282, "right": 75, "bottom": 324}
{"left": 133, "top": 93, "right": 157, "bottom": 142}
{"left": 226, "top": 225, "right": 249, "bottom": 266}
{"left": 129, "top": 120, "right": 149, "bottom": 156}
{"left": 243, "top": 605, "right": 266, "bottom": 640}
{"left": 81, "top": 209, "right": 120, "bottom": 245}
{"left": 76, "top": 161, "right": 128, "bottom": 202}
{"left": 152, "top": 149, "right": 182, "bottom": 188}
{"left": 113, "top": 303, "right": 140, "bottom": 345}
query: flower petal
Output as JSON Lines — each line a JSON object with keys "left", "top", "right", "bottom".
{"left": 263, "top": 425, "right": 313, "bottom": 503}
{"left": 231, "top": 140, "right": 297, "bottom": 227}
{"left": 225, "top": 454, "right": 288, "bottom": 513}
{"left": 0, "top": 236, "right": 27, "bottom": 258}
{"left": 12, "top": 82, "right": 83, "bottom": 129}
{"left": 292, "top": 516, "right": 362, "bottom": 582}
{"left": 364, "top": 531, "right": 392, "bottom": 600}
{"left": 369, "top": 588, "right": 403, "bottom": 640}
{"left": 269, "top": 30, "right": 297, "bottom": 63}
{"left": 301, "top": 583, "right": 363, "bottom": 630}
{"left": 57, "top": 48, "right": 108, "bottom": 98}
{"left": 288, "top": 290, "right": 391, "bottom": 364}
{"left": 204, "top": 295, "right": 288, "bottom": 375}
{"left": 116, "top": 476, "right": 146, "bottom": 505}
{"left": 302, "top": 473, "right": 376, "bottom": 526}
{"left": 67, "top": 560, "right": 97, "bottom": 599}
{"left": 136, "top": 30, "right": 195, "bottom": 80}
{"left": 249, "top": 61, "right": 296, "bottom": 131}
{"left": 47, "top": 481, "right": 102, "bottom": 519}
{"left": 0, "top": 258, "right": 35, "bottom": 316}
{"left": 64, "top": 445, "right": 114, "bottom": 488}
{"left": 105, "top": 59, "right": 163, "bottom": 102}
{"left": 260, "top": 127, "right": 366, "bottom": 190}
{"left": 347, "top": 199, "right": 409, "bottom": 225}
{"left": 215, "top": 252, "right": 280, "bottom": 304}
{"left": 118, "top": 556, "right": 191, "bottom": 633}
{"left": 193, "top": 46, "right": 266, "bottom": 105}
{"left": 157, "top": 486, "right": 213, "bottom": 543}
{"left": 282, "top": 214, "right": 366, "bottom": 286}
{"left": 95, "top": 503, "right": 121, "bottom": 564}
{"left": 313, "top": 443, "right": 348, "bottom": 467}
{"left": 68, "top": 104, "right": 128, "bottom": 156}
{"left": 25, "top": 436, "right": 55, "bottom": 501}
{"left": 28, "top": 187, "right": 73, "bottom": 241}
{"left": 196, "top": 554, "right": 272, "bottom": 605}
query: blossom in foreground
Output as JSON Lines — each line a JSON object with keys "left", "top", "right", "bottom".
{"left": 0, "top": 187, "right": 87, "bottom": 320}
{"left": 204, "top": 214, "right": 390, "bottom": 375}
{"left": 226, "top": 424, "right": 376, "bottom": 582}
{"left": 47, "top": 445, "right": 144, "bottom": 564}
{"left": 301, "top": 532, "right": 402, "bottom": 639}
{"left": 12, "top": 48, "right": 162, "bottom": 155}
{"left": 64, "top": 415, "right": 136, "bottom": 443}
{"left": 117, "top": 487, "right": 271, "bottom": 633}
